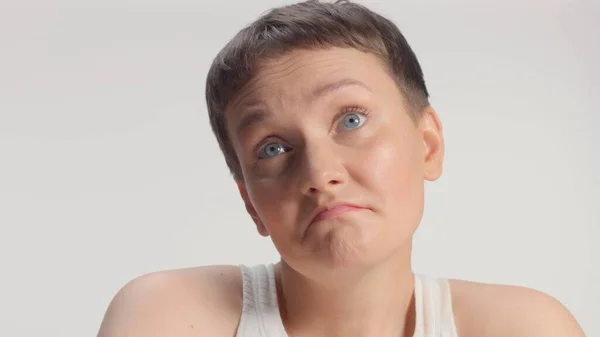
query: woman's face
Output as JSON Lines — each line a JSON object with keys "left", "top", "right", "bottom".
{"left": 226, "top": 47, "right": 444, "bottom": 275}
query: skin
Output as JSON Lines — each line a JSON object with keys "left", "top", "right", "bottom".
{"left": 98, "top": 47, "right": 586, "bottom": 337}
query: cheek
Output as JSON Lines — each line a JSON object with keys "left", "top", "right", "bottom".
{"left": 357, "top": 135, "right": 423, "bottom": 207}
{"left": 247, "top": 181, "right": 298, "bottom": 229}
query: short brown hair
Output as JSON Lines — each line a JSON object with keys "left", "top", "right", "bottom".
{"left": 205, "top": 0, "right": 430, "bottom": 181}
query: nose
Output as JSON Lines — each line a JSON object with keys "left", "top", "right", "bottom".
{"left": 299, "top": 142, "right": 346, "bottom": 197}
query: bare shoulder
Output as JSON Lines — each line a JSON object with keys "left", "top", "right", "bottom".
{"left": 448, "top": 278, "right": 585, "bottom": 337}
{"left": 97, "top": 265, "right": 243, "bottom": 337}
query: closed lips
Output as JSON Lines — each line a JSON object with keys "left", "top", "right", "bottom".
{"left": 310, "top": 203, "right": 366, "bottom": 224}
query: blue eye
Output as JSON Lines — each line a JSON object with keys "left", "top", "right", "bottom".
{"left": 339, "top": 112, "right": 366, "bottom": 131}
{"left": 258, "top": 142, "right": 288, "bottom": 159}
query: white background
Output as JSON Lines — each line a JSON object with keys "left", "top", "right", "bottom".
{"left": 0, "top": 0, "right": 598, "bottom": 336}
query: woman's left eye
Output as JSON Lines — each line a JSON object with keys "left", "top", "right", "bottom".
{"left": 337, "top": 112, "right": 367, "bottom": 131}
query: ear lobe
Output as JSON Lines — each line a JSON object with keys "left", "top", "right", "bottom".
{"left": 236, "top": 180, "right": 270, "bottom": 237}
{"left": 420, "top": 107, "right": 445, "bottom": 181}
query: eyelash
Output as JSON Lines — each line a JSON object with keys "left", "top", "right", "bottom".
{"left": 254, "top": 105, "right": 371, "bottom": 158}
{"left": 333, "top": 105, "right": 370, "bottom": 131}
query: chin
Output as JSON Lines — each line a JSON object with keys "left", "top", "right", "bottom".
{"left": 280, "top": 216, "right": 414, "bottom": 279}
{"left": 314, "top": 219, "right": 389, "bottom": 270}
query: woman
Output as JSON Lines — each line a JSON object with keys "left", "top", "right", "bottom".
{"left": 98, "top": 1, "right": 585, "bottom": 336}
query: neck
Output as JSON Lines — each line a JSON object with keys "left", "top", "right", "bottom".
{"left": 276, "top": 246, "right": 416, "bottom": 337}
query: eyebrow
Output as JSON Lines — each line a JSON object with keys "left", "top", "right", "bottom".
{"left": 234, "top": 78, "right": 372, "bottom": 137}
{"left": 311, "top": 78, "right": 373, "bottom": 98}
{"left": 235, "top": 104, "right": 268, "bottom": 138}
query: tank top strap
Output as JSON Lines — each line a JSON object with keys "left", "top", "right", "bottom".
{"left": 414, "top": 273, "right": 459, "bottom": 337}
{"left": 236, "top": 264, "right": 287, "bottom": 337}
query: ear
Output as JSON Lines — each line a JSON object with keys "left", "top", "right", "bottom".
{"left": 236, "top": 180, "right": 270, "bottom": 237}
{"left": 419, "top": 107, "right": 445, "bottom": 181}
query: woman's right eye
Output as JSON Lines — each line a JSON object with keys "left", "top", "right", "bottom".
{"left": 257, "top": 142, "right": 289, "bottom": 159}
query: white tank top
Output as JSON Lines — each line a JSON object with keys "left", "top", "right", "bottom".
{"left": 235, "top": 264, "right": 459, "bottom": 337}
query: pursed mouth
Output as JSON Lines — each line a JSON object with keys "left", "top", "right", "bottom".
{"left": 309, "top": 203, "right": 367, "bottom": 226}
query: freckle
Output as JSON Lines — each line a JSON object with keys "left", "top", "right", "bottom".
{"left": 189, "top": 324, "right": 194, "bottom": 329}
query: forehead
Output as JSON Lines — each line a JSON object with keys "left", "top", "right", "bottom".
{"left": 238, "top": 47, "right": 388, "bottom": 103}
{"left": 224, "top": 47, "right": 396, "bottom": 129}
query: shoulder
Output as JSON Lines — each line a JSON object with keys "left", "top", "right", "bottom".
{"left": 97, "top": 265, "right": 243, "bottom": 337}
{"left": 448, "top": 278, "right": 585, "bottom": 337}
